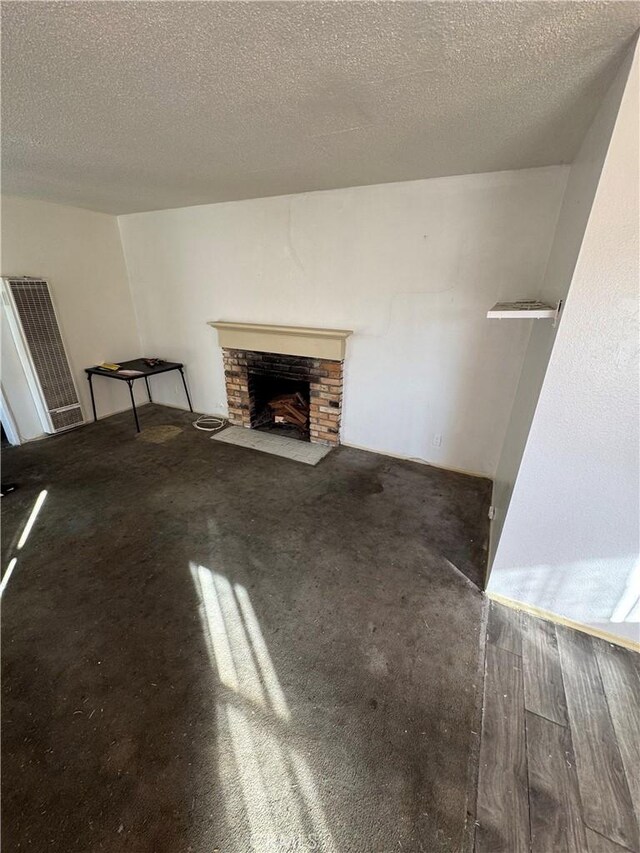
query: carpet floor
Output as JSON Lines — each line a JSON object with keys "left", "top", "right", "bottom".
{"left": 2, "top": 405, "right": 490, "bottom": 852}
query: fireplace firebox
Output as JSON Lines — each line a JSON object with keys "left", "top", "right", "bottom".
{"left": 250, "top": 373, "right": 311, "bottom": 441}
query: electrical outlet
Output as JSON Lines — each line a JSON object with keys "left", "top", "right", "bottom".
{"left": 488, "top": 506, "right": 496, "bottom": 520}
{"left": 432, "top": 433, "right": 442, "bottom": 447}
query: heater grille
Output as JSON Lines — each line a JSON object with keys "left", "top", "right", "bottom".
{"left": 6, "top": 278, "right": 83, "bottom": 432}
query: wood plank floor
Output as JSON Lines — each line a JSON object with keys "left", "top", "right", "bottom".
{"left": 475, "top": 602, "right": 640, "bottom": 853}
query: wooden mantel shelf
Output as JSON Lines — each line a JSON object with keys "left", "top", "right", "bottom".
{"left": 209, "top": 321, "right": 353, "bottom": 360}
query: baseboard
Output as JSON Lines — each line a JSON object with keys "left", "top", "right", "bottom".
{"left": 14, "top": 431, "right": 48, "bottom": 443}
{"left": 487, "top": 591, "right": 640, "bottom": 653}
{"left": 139, "top": 398, "right": 222, "bottom": 418}
{"left": 82, "top": 399, "right": 151, "bottom": 424}
{"left": 340, "top": 440, "right": 491, "bottom": 481}
{"left": 142, "top": 398, "right": 190, "bottom": 413}
{"left": 16, "top": 401, "right": 154, "bottom": 443}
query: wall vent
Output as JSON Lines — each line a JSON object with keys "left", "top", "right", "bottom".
{"left": 2, "top": 277, "right": 83, "bottom": 434}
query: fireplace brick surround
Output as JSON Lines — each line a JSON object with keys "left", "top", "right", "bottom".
{"left": 222, "top": 348, "right": 343, "bottom": 446}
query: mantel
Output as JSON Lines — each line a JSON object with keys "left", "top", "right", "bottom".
{"left": 209, "top": 321, "right": 353, "bottom": 361}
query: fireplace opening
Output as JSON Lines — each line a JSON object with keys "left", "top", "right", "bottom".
{"left": 249, "top": 373, "right": 310, "bottom": 442}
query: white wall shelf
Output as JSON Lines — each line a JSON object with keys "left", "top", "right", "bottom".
{"left": 487, "top": 300, "right": 558, "bottom": 320}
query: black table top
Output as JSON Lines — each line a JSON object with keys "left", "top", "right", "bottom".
{"left": 85, "top": 358, "right": 183, "bottom": 379}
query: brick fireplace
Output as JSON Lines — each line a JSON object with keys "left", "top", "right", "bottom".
{"left": 222, "top": 349, "right": 343, "bottom": 446}
{"left": 211, "top": 322, "right": 352, "bottom": 447}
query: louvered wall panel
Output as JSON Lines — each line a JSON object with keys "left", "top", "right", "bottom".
{"left": 7, "top": 278, "right": 83, "bottom": 432}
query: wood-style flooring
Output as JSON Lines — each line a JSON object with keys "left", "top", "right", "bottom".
{"left": 475, "top": 602, "right": 640, "bottom": 853}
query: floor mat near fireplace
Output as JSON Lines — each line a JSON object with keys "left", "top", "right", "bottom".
{"left": 211, "top": 424, "right": 332, "bottom": 465}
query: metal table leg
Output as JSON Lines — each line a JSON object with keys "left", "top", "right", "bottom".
{"left": 179, "top": 367, "right": 194, "bottom": 412}
{"left": 144, "top": 376, "right": 152, "bottom": 403}
{"left": 87, "top": 374, "right": 98, "bottom": 422}
{"left": 127, "top": 380, "right": 141, "bottom": 433}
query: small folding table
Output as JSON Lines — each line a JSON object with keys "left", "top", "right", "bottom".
{"left": 85, "top": 359, "right": 193, "bottom": 433}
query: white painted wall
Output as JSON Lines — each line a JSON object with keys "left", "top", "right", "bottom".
{"left": 119, "top": 167, "right": 567, "bottom": 476}
{"left": 489, "top": 42, "right": 639, "bottom": 642}
{"left": 489, "top": 39, "right": 639, "bottom": 566}
{"left": 1, "top": 196, "right": 143, "bottom": 440}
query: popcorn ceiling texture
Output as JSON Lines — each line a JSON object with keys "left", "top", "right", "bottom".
{"left": 2, "top": 1, "right": 639, "bottom": 214}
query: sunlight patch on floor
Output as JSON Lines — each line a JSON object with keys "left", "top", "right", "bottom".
{"left": 17, "top": 489, "right": 47, "bottom": 550}
{"left": 2, "top": 489, "right": 49, "bottom": 597}
{"left": 190, "top": 562, "right": 335, "bottom": 852}
{"left": 0, "top": 558, "right": 18, "bottom": 598}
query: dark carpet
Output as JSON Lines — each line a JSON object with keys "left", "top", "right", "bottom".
{"left": 1, "top": 405, "right": 490, "bottom": 853}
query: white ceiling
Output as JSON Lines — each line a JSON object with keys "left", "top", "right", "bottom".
{"left": 2, "top": 2, "right": 639, "bottom": 215}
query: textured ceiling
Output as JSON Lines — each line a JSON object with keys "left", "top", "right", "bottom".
{"left": 2, "top": 1, "right": 639, "bottom": 214}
